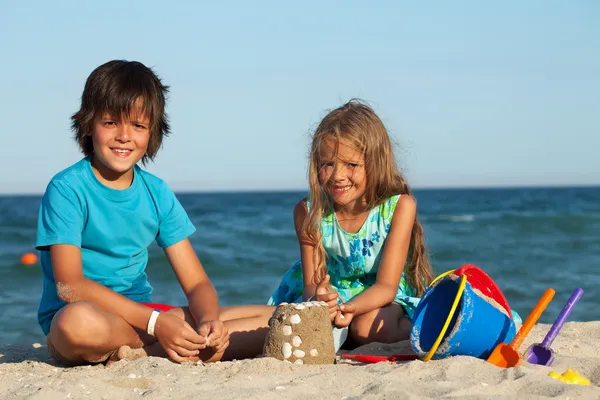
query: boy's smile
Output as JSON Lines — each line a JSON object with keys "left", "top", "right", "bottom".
{"left": 111, "top": 148, "right": 132, "bottom": 157}
{"left": 90, "top": 111, "right": 150, "bottom": 189}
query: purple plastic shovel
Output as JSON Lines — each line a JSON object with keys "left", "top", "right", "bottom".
{"left": 525, "top": 287, "right": 584, "bottom": 366}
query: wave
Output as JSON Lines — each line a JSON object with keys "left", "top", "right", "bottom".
{"left": 422, "top": 211, "right": 600, "bottom": 223}
{"left": 436, "top": 214, "right": 475, "bottom": 222}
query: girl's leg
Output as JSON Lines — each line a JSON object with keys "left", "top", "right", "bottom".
{"left": 47, "top": 301, "right": 150, "bottom": 366}
{"left": 348, "top": 303, "right": 412, "bottom": 345}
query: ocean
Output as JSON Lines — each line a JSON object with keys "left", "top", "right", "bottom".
{"left": 1, "top": 187, "right": 599, "bottom": 345}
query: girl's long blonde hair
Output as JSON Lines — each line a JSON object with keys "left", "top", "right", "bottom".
{"left": 304, "top": 99, "right": 434, "bottom": 296}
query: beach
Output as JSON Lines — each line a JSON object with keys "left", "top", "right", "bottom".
{"left": 1, "top": 321, "right": 598, "bottom": 399}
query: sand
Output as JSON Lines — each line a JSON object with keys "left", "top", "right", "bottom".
{"left": 1, "top": 322, "right": 599, "bottom": 399}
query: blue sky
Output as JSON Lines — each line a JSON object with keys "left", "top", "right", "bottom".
{"left": 1, "top": 1, "right": 598, "bottom": 194}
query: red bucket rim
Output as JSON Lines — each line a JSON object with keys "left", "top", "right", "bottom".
{"left": 453, "top": 264, "right": 512, "bottom": 317}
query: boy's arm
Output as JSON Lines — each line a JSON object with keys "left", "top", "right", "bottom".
{"left": 40, "top": 181, "right": 160, "bottom": 330}
{"left": 164, "top": 238, "right": 229, "bottom": 356}
{"left": 52, "top": 243, "right": 207, "bottom": 361}
{"left": 153, "top": 181, "right": 216, "bottom": 324}
{"left": 163, "top": 238, "right": 219, "bottom": 324}
{"left": 155, "top": 181, "right": 227, "bottom": 354}
{"left": 344, "top": 195, "right": 417, "bottom": 316}
{"left": 51, "top": 244, "right": 155, "bottom": 330}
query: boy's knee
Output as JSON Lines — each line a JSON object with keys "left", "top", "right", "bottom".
{"left": 52, "top": 302, "right": 110, "bottom": 347}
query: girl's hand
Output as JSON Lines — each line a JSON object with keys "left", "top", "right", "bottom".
{"left": 333, "top": 303, "right": 356, "bottom": 328}
{"left": 314, "top": 274, "right": 340, "bottom": 321}
{"left": 197, "top": 320, "right": 230, "bottom": 354}
{"left": 154, "top": 312, "right": 207, "bottom": 363}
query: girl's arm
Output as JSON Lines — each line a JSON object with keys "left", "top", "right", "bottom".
{"left": 293, "top": 200, "right": 318, "bottom": 300}
{"left": 345, "top": 195, "right": 417, "bottom": 316}
{"left": 294, "top": 200, "right": 339, "bottom": 320}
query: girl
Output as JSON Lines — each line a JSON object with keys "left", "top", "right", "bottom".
{"left": 268, "top": 99, "right": 434, "bottom": 348}
{"left": 37, "top": 59, "right": 274, "bottom": 366}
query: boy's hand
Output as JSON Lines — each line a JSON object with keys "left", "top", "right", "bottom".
{"left": 197, "top": 320, "right": 230, "bottom": 354}
{"left": 154, "top": 312, "right": 207, "bottom": 363}
{"left": 333, "top": 303, "right": 356, "bottom": 328}
{"left": 314, "top": 274, "right": 340, "bottom": 321}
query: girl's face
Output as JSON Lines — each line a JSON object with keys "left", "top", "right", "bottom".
{"left": 318, "top": 139, "right": 367, "bottom": 211}
{"left": 90, "top": 111, "right": 150, "bottom": 189}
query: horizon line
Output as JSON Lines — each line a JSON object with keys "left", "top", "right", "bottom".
{"left": 1, "top": 183, "right": 598, "bottom": 197}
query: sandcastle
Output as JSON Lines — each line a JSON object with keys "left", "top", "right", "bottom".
{"left": 263, "top": 301, "right": 336, "bottom": 365}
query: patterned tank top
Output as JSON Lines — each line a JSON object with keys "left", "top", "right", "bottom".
{"left": 268, "top": 194, "right": 421, "bottom": 319}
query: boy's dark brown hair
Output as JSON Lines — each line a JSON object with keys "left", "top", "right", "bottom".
{"left": 71, "top": 60, "right": 170, "bottom": 164}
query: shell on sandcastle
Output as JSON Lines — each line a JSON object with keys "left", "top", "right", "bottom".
{"left": 263, "top": 301, "right": 335, "bottom": 364}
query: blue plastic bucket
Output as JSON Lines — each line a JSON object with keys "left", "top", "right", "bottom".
{"left": 410, "top": 274, "right": 517, "bottom": 360}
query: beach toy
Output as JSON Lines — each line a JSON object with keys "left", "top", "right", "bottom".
{"left": 411, "top": 268, "right": 517, "bottom": 361}
{"left": 525, "top": 288, "right": 584, "bottom": 366}
{"left": 548, "top": 368, "right": 590, "bottom": 386}
{"left": 430, "top": 264, "right": 512, "bottom": 317}
{"left": 20, "top": 252, "right": 38, "bottom": 265}
{"left": 341, "top": 353, "right": 419, "bottom": 363}
{"left": 487, "top": 288, "right": 555, "bottom": 368}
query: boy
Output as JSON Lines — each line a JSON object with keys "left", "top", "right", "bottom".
{"left": 37, "top": 60, "right": 274, "bottom": 366}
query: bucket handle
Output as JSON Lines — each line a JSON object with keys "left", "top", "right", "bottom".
{"left": 423, "top": 274, "right": 467, "bottom": 361}
{"left": 429, "top": 268, "right": 455, "bottom": 287}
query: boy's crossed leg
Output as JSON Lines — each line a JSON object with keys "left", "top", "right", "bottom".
{"left": 46, "top": 301, "right": 275, "bottom": 366}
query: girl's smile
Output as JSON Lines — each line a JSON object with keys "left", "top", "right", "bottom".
{"left": 318, "top": 139, "right": 367, "bottom": 212}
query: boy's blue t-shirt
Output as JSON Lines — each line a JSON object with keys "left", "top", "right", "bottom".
{"left": 36, "top": 157, "right": 196, "bottom": 335}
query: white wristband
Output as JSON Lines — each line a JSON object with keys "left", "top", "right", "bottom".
{"left": 147, "top": 310, "right": 160, "bottom": 336}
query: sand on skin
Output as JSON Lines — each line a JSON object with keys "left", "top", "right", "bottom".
{"left": 1, "top": 322, "right": 599, "bottom": 399}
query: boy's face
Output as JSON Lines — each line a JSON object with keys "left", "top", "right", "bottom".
{"left": 90, "top": 111, "right": 150, "bottom": 188}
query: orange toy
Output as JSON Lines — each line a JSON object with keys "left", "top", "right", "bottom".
{"left": 487, "top": 288, "right": 555, "bottom": 368}
{"left": 20, "top": 252, "right": 38, "bottom": 265}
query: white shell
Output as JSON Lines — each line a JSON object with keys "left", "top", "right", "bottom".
{"left": 311, "top": 301, "right": 321, "bottom": 306}
{"left": 282, "top": 325, "right": 292, "bottom": 336}
{"left": 310, "top": 349, "right": 318, "bottom": 357}
{"left": 304, "top": 302, "right": 313, "bottom": 307}
{"left": 282, "top": 343, "right": 292, "bottom": 359}
{"left": 280, "top": 302, "right": 288, "bottom": 305}
{"left": 319, "top": 301, "right": 328, "bottom": 307}
{"left": 290, "top": 314, "right": 301, "bottom": 324}
{"left": 292, "top": 336, "right": 302, "bottom": 347}
{"left": 292, "top": 349, "right": 305, "bottom": 358}
{"left": 294, "top": 304, "right": 306, "bottom": 310}
{"left": 339, "top": 314, "right": 345, "bottom": 319}
{"left": 294, "top": 359, "right": 304, "bottom": 365}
